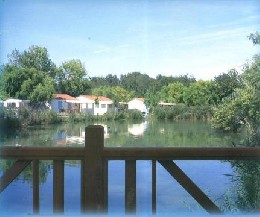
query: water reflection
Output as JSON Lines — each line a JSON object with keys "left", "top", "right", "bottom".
{"left": 128, "top": 121, "right": 147, "bottom": 137}
{"left": 0, "top": 120, "right": 245, "bottom": 147}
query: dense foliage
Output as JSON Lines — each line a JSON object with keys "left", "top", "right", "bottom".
{"left": 212, "top": 32, "right": 260, "bottom": 146}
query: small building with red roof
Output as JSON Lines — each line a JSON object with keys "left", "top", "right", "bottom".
{"left": 77, "top": 95, "right": 114, "bottom": 115}
{"left": 51, "top": 94, "right": 80, "bottom": 113}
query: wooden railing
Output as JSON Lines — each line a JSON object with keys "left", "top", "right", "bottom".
{"left": 0, "top": 125, "right": 260, "bottom": 214}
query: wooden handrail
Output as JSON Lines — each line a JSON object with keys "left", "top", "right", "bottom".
{"left": 1, "top": 146, "right": 260, "bottom": 160}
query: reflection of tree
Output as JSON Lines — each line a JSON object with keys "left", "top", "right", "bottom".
{"left": 223, "top": 160, "right": 260, "bottom": 212}
{"left": 0, "top": 160, "right": 51, "bottom": 184}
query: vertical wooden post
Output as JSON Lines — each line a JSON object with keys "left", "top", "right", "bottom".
{"left": 84, "top": 125, "right": 108, "bottom": 213}
{"left": 81, "top": 159, "right": 86, "bottom": 212}
{"left": 125, "top": 160, "right": 136, "bottom": 213}
{"left": 53, "top": 160, "right": 64, "bottom": 213}
{"left": 152, "top": 160, "right": 156, "bottom": 214}
{"left": 33, "top": 160, "right": 40, "bottom": 214}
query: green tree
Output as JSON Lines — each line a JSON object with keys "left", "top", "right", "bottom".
{"left": 212, "top": 55, "right": 260, "bottom": 145}
{"left": 92, "top": 86, "right": 134, "bottom": 107}
{"left": 57, "top": 59, "right": 90, "bottom": 96}
{"left": 7, "top": 45, "right": 57, "bottom": 78}
{"left": 183, "top": 80, "right": 214, "bottom": 106}
{"left": 212, "top": 69, "right": 241, "bottom": 104}
{"left": 159, "top": 82, "right": 185, "bottom": 103}
{"left": 120, "top": 72, "right": 153, "bottom": 97}
{"left": 0, "top": 66, "right": 55, "bottom": 104}
{"left": 248, "top": 31, "right": 260, "bottom": 45}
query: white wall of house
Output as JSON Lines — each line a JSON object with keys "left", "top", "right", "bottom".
{"left": 77, "top": 96, "right": 95, "bottom": 114}
{"left": 3, "top": 99, "right": 29, "bottom": 108}
{"left": 77, "top": 96, "right": 114, "bottom": 115}
{"left": 128, "top": 98, "right": 148, "bottom": 114}
{"left": 94, "top": 102, "right": 113, "bottom": 115}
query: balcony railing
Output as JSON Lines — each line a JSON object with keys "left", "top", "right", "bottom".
{"left": 0, "top": 125, "right": 260, "bottom": 214}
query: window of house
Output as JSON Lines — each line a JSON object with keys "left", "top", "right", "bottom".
{"left": 101, "top": 104, "right": 106, "bottom": 108}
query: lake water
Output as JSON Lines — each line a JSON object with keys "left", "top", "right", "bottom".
{"left": 0, "top": 120, "right": 259, "bottom": 216}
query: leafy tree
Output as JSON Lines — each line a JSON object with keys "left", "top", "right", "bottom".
{"left": 7, "top": 45, "right": 57, "bottom": 78}
{"left": 159, "top": 82, "right": 185, "bottom": 103}
{"left": 156, "top": 74, "right": 196, "bottom": 88}
{"left": 57, "top": 59, "right": 90, "bottom": 96}
{"left": 212, "top": 55, "right": 260, "bottom": 145}
{"left": 212, "top": 69, "right": 241, "bottom": 104}
{"left": 183, "top": 80, "right": 214, "bottom": 106}
{"left": 92, "top": 86, "right": 134, "bottom": 107}
{"left": 0, "top": 66, "right": 55, "bottom": 104}
{"left": 248, "top": 31, "right": 260, "bottom": 45}
{"left": 120, "top": 72, "right": 153, "bottom": 97}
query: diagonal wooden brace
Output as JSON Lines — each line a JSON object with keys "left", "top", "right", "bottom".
{"left": 159, "top": 160, "right": 222, "bottom": 214}
{"left": 0, "top": 160, "right": 32, "bottom": 193}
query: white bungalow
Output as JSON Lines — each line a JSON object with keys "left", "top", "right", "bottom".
{"left": 3, "top": 98, "right": 30, "bottom": 109}
{"left": 128, "top": 98, "right": 148, "bottom": 115}
{"left": 77, "top": 95, "right": 114, "bottom": 115}
{"left": 50, "top": 94, "right": 80, "bottom": 113}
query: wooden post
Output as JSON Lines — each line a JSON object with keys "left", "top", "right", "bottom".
{"left": 125, "top": 160, "right": 136, "bottom": 213}
{"left": 152, "top": 160, "right": 156, "bottom": 214}
{"left": 53, "top": 160, "right": 64, "bottom": 213}
{"left": 33, "top": 160, "right": 40, "bottom": 214}
{"left": 81, "top": 159, "right": 86, "bottom": 212}
{"left": 84, "top": 125, "right": 108, "bottom": 213}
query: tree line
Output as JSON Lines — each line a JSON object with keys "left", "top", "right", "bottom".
{"left": 0, "top": 45, "right": 240, "bottom": 107}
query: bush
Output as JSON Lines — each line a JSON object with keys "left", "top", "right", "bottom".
{"left": 153, "top": 104, "right": 213, "bottom": 120}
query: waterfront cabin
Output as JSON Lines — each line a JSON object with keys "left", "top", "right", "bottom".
{"left": 77, "top": 95, "right": 114, "bottom": 115}
{"left": 3, "top": 98, "right": 30, "bottom": 109}
{"left": 50, "top": 94, "right": 80, "bottom": 113}
{"left": 128, "top": 98, "right": 148, "bottom": 115}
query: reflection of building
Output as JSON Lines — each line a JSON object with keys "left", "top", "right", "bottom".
{"left": 81, "top": 124, "right": 110, "bottom": 139}
{"left": 54, "top": 124, "right": 110, "bottom": 145}
{"left": 128, "top": 98, "right": 148, "bottom": 115}
{"left": 128, "top": 121, "right": 147, "bottom": 136}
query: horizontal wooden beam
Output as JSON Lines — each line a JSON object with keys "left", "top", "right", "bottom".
{"left": 0, "top": 147, "right": 85, "bottom": 160}
{"left": 103, "top": 147, "right": 260, "bottom": 160}
{"left": 0, "top": 146, "right": 260, "bottom": 160}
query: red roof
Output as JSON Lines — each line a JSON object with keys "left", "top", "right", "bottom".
{"left": 80, "top": 95, "right": 112, "bottom": 102}
{"left": 135, "top": 98, "right": 144, "bottom": 102}
{"left": 53, "top": 94, "right": 77, "bottom": 100}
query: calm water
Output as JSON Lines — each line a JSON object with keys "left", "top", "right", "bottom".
{"left": 0, "top": 120, "right": 259, "bottom": 216}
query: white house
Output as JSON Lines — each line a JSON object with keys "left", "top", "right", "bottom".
{"left": 128, "top": 98, "right": 148, "bottom": 115}
{"left": 50, "top": 94, "right": 80, "bottom": 113}
{"left": 77, "top": 95, "right": 114, "bottom": 115}
{"left": 3, "top": 98, "right": 30, "bottom": 109}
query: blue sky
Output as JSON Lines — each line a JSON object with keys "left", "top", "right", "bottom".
{"left": 0, "top": 0, "right": 259, "bottom": 80}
